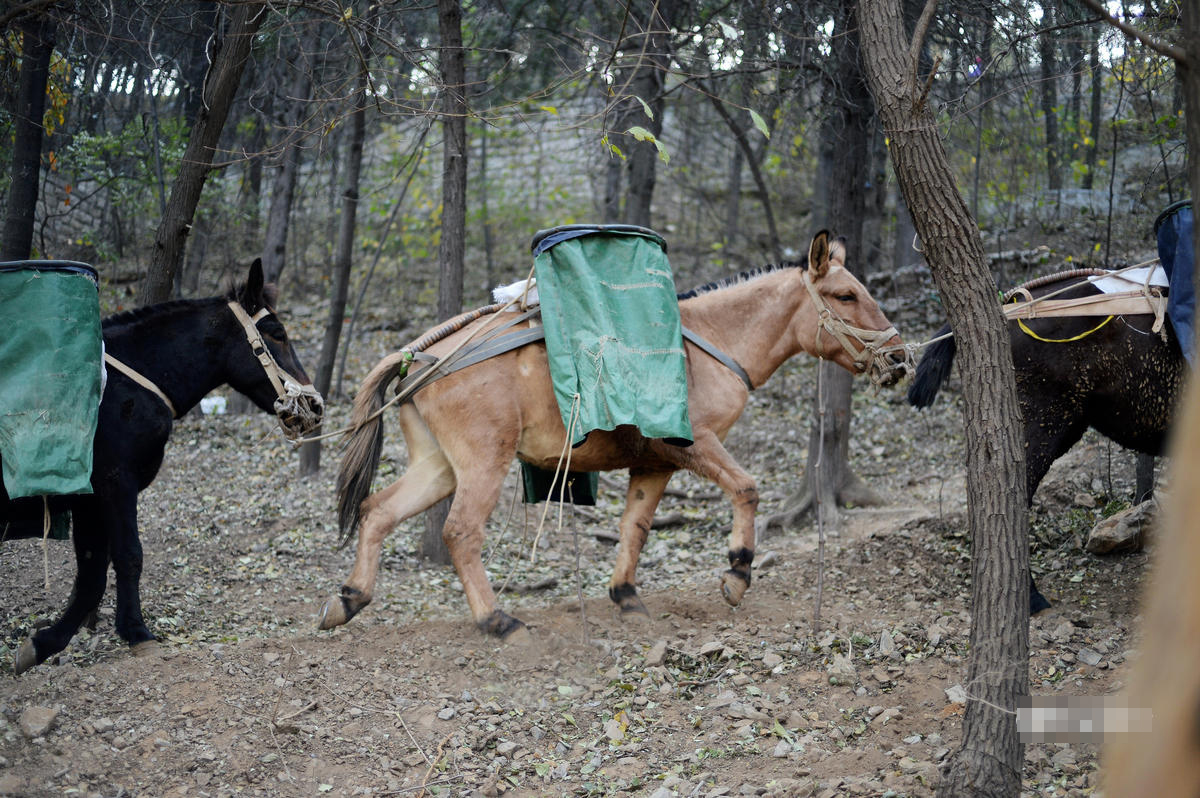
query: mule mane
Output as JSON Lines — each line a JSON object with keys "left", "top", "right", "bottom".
{"left": 101, "top": 280, "right": 260, "bottom": 331}
{"left": 102, "top": 296, "right": 219, "bottom": 331}
{"left": 677, "top": 258, "right": 807, "bottom": 301}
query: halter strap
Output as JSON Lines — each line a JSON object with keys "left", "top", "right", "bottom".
{"left": 802, "top": 269, "right": 902, "bottom": 372}
{"left": 226, "top": 301, "right": 324, "bottom": 440}
{"left": 103, "top": 353, "right": 177, "bottom": 418}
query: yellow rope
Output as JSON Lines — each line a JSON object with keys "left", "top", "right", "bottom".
{"left": 1016, "top": 314, "right": 1114, "bottom": 343}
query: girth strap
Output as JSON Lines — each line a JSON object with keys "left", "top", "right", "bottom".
{"left": 104, "top": 353, "right": 177, "bottom": 418}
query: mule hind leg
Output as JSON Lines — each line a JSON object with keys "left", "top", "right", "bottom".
{"left": 607, "top": 470, "right": 672, "bottom": 618}
{"left": 18, "top": 511, "right": 111, "bottom": 674}
{"left": 319, "top": 404, "right": 455, "bottom": 630}
{"left": 440, "top": 450, "right": 525, "bottom": 639}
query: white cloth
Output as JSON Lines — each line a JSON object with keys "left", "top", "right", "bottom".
{"left": 1090, "top": 265, "right": 1168, "bottom": 294}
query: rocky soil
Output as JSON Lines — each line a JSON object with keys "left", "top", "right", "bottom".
{"left": 0, "top": 256, "right": 1160, "bottom": 798}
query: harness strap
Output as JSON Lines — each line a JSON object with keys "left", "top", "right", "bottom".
{"left": 393, "top": 313, "right": 753, "bottom": 397}
{"left": 227, "top": 302, "right": 286, "bottom": 396}
{"left": 681, "top": 327, "right": 754, "bottom": 390}
{"left": 103, "top": 353, "right": 177, "bottom": 418}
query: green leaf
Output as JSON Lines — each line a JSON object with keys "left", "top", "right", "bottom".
{"left": 626, "top": 127, "right": 670, "bottom": 164}
{"left": 635, "top": 96, "right": 654, "bottom": 121}
{"left": 541, "top": 105, "right": 558, "bottom": 116}
{"left": 750, "top": 109, "right": 770, "bottom": 139}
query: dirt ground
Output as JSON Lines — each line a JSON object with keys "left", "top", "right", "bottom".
{"left": 0, "top": 289, "right": 1156, "bottom": 797}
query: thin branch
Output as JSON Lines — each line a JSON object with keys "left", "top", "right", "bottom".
{"left": 1076, "top": 0, "right": 1187, "bottom": 65}
{"left": 907, "top": 0, "right": 939, "bottom": 76}
{"left": 0, "top": 0, "right": 60, "bottom": 31}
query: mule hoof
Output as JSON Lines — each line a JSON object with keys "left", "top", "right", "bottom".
{"left": 14, "top": 639, "right": 39, "bottom": 675}
{"left": 479, "top": 609, "right": 526, "bottom": 640}
{"left": 720, "top": 569, "right": 751, "bottom": 606}
{"left": 318, "top": 587, "right": 368, "bottom": 630}
{"left": 317, "top": 598, "right": 346, "bottom": 630}
{"left": 609, "top": 583, "right": 648, "bottom": 618}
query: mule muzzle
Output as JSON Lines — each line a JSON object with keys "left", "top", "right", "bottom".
{"left": 868, "top": 340, "right": 915, "bottom": 388}
{"left": 275, "top": 381, "right": 325, "bottom": 440}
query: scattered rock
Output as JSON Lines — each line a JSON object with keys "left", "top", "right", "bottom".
{"left": 1086, "top": 500, "right": 1155, "bottom": 554}
{"left": 827, "top": 654, "right": 856, "bottom": 685}
{"left": 18, "top": 706, "right": 57, "bottom": 738}
{"left": 878, "top": 629, "right": 897, "bottom": 658}
{"left": 944, "top": 685, "right": 967, "bottom": 705}
{"left": 762, "top": 652, "right": 783, "bottom": 670}
{"left": 645, "top": 640, "right": 668, "bottom": 667}
{"left": 1077, "top": 648, "right": 1103, "bottom": 666}
{"left": 604, "top": 719, "right": 625, "bottom": 743}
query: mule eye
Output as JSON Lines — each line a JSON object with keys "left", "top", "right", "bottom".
{"left": 835, "top": 293, "right": 857, "bottom": 303}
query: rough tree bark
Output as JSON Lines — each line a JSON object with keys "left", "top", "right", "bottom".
{"left": 298, "top": 64, "right": 368, "bottom": 477}
{"left": 422, "top": 0, "right": 469, "bottom": 565}
{"left": 261, "top": 51, "right": 316, "bottom": 285}
{"left": 140, "top": 2, "right": 265, "bottom": 305}
{"left": 762, "top": 1, "right": 880, "bottom": 533}
{"left": 1, "top": 12, "right": 54, "bottom": 261}
{"left": 858, "top": 1, "right": 1030, "bottom": 796}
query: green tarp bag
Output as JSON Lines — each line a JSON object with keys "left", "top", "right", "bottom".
{"left": 531, "top": 224, "right": 693, "bottom": 448}
{"left": 0, "top": 261, "right": 103, "bottom": 500}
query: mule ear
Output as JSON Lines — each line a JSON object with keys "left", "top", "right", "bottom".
{"left": 808, "top": 231, "right": 831, "bottom": 278}
{"left": 828, "top": 236, "right": 847, "bottom": 268}
{"left": 242, "top": 258, "right": 266, "bottom": 309}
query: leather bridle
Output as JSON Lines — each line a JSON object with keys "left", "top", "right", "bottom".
{"left": 802, "top": 268, "right": 914, "bottom": 384}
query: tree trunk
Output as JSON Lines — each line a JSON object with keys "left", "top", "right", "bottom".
{"left": 1, "top": 13, "right": 54, "bottom": 261}
{"left": 1082, "top": 27, "right": 1102, "bottom": 190}
{"left": 1039, "top": 3, "right": 1062, "bottom": 194}
{"left": 298, "top": 65, "right": 369, "bottom": 477}
{"left": 859, "top": 1, "right": 1030, "bottom": 796}
{"left": 422, "top": 0, "right": 469, "bottom": 566}
{"left": 140, "top": 2, "right": 265, "bottom": 305}
{"left": 764, "top": 1, "right": 878, "bottom": 535}
{"left": 261, "top": 37, "right": 317, "bottom": 285}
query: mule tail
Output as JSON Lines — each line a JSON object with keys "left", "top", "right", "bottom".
{"left": 907, "top": 324, "right": 956, "bottom": 408}
{"left": 336, "top": 351, "right": 410, "bottom": 545}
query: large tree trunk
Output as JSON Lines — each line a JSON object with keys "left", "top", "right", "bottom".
{"left": 140, "top": 3, "right": 265, "bottom": 305}
{"left": 298, "top": 66, "right": 368, "bottom": 477}
{"left": 1038, "top": 3, "right": 1062, "bottom": 194}
{"left": 261, "top": 35, "right": 317, "bottom": 285}
{"left": 422, "top": 0, "right": 469, "bottom": 566}
{"left": 859, "top": 1, "right": 1030, "bottom": 796}
{"left": 1, "top": 13, "right": 54, "bottom": 261}
{"left": 762, "top": 1, "right": 878, "bottom": 534}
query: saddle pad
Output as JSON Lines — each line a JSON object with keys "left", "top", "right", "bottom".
{"left": 0, "top": 262, "right": 102, "bottom": 498}
{"left": 532, "top": 225, "right": 693, "bottom": 447}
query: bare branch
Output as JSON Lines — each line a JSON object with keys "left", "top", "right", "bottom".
{"left": 1076, "top": 0, "right": 1187, "bottom": 65}
{"left": 907, "top": 0, "right": 938, "bottom": 75}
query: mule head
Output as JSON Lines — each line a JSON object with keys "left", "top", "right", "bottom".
{"left": 803, "top": 231, "right": 913, "bottom": 387}
{"left": 227, "top": 258, "right": 324, "bottom": 438}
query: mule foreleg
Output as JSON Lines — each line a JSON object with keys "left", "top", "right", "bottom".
{"left": 18, "top": 514, "right": 111, "bottom": 674}
{"left": 108, "top": 501, "right": 158, "bottom": 653}
{"left": 668, "top": 432, "right": 759, "bottom": 607}
{"left": 608, "top": 471, "right": 672, "bottom": 618}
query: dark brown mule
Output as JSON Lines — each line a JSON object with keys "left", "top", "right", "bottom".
{"left": 320, "top": 231, "right": 910, "bottom": 638}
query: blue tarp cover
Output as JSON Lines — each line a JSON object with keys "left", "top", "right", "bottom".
{"left": 1155, "top": 199, "right": 1195, "bottom": 364}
